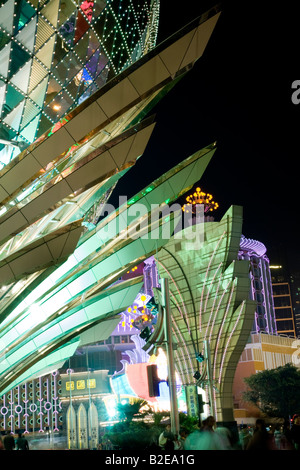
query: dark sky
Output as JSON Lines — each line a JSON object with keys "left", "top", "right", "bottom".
{"left": 112, "top": 1, "right": 300, "bottom": 273}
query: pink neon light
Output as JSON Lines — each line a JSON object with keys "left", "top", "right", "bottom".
{"left": 156, "top": 259, "right": 194, "bottom": 381}
{"left": 199, "top": 231, "right": 226, "bottom": 331}
{"left": 203, "top": 262, "right": 223, "bottom": 313}
{"left": 218, "top": 301, "right": 245, "bottom": 385}
{"left": 204, "top": 275, "right": 224, "bottom": 342}
{"left": 171, "top": 313, "right": 193, "bottom": 383}
{"left": 212, "top": 280, "right": 236, "bottom": 382}
{"left": 156, "top": 260, "right": 191, "bottom": 333}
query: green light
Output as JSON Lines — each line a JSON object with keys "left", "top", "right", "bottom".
{"left": 145, "top": 186, "right": 154, "bottom": 193}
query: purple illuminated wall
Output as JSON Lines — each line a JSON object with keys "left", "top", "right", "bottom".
{"left": 238, "top": 235, "right": 277, "bottom": 335}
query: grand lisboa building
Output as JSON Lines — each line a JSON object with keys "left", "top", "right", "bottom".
{"left": 0, "top": 0, "right": 257, "bottom": 445}
{"left": 0, "top": 0, "right": 159, "bottom": 166}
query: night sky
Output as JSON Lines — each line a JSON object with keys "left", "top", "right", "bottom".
{"left": 111, "top": 1, "right": 300, "bottom": 273}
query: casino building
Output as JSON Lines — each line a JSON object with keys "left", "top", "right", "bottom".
{"left": 1, "top": 1, "right": 241, "bottom": 446}
{"left": 0, "top": 3, "right": 295, "bottom": 440}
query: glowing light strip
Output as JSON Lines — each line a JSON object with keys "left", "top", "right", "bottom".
{"left": 172, "top": 331, "right": 187, "bottom": 385}
{"left": 208, "top": 279, "right": 232, "bottom": 346}
{"left": 156, "top": 261, "right": 196, "bottom": 383}
{"left": 9, "top": 391, "right": 13, "bottom": 433}
{"left": 212, "top": 280, "right": 236, "bottom": 382}
{"left": 218, "top": 301, "right": 246, "bottom": 385}
{"left": 24, "top": 382, "right": 29, "bottom": 434}
{"left": 129, "top": 0, "right": 144, "bottom": 44}
{"left": 203, "top": 273, "right": 224, "bottom": 342}
{"left": 53, "top": 371, "right": 59, "bottom": 432}
{"left": 199, "top": 231, "right": 226, "bottom": 332}
{"left": 38, "top": 377, "right": 43, "bottom": 433}
{"left": 156, "top": 259, "right": 191, "bottom": 334}
{"left": 107, "top": 3, "right": 133, "bottom": 64}
{"left": 171, "top": 312, "right": 193, "bottom": 384}
{"left": 203, "top": 261, "right": 223, "bottom": 313}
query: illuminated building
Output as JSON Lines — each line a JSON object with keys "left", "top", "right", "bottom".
{"left": 140, "top": 204, "right": 257, "bottom": 426}
{"left": 238, "top": 235, "right": 277, "bottom": 335}
{"left": 0, "top": 371, "right": 63, "bottom": 435}
{"left": 272, "top": 282, "right": 296, "bottom": 337}
{"left": 270, "top": 266, "right": 297, "bottom": 337}
{"left": 0, "top": 3, "right": 221, "bottom": 404}
{"left": 232, "top": 332, "right": 299, "bottom": 424}
{"left": 0, "top": 0, "right": 160, "bottom": 169}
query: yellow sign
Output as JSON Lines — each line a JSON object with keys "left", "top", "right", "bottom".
{"left": 66, "top": 381, "right": 74, "bottom": 391}
{"left": 87, "top": 379, "right": 96, "bottom": 389}
{"left": 76, "top": 380, "right": 85, "bottom": 390}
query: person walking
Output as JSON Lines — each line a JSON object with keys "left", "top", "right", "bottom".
{"left": 3, "top": 432, "right": 15, "bottom": 451}
{"left": 280, "top": 419, "right": 294, "bottom": 449}
{"left": 16, "top": 432, "right": 29, "bottom": 450}
{"left": 291, "top": 415, "right": 300, "bottom": 450}
{"left": 184, "top": 416, "right": 228, "bottom": 450}
{"left": 246, "top": 419, "right": 273, "bottom": 451}
{"left": 239, "top": 425, "right": 252, "bottom": 450}
{"left": 174, "top": 428, "right": 188, "bottom": 450}
{"left": 158, "top": 423, "right": 175, "bottom": 450}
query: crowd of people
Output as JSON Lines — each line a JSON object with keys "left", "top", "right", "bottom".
{"left": 156, "top": 414, "right": 300, "bottom": 451}
{"left": 0, "top": 431, "right": 29, "bottom": 451}
{"left": 1, "top": 415, "right": 300, "bottom": 451}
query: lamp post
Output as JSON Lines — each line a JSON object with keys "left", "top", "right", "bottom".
{"left": 161, "top": 277, "right": 179, "bottom": 436}
{"left": 203, "top": 340, "right": 215, "bottom": 418}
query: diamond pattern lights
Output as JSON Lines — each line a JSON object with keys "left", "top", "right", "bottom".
{"left": 0, "top": 0, "right": 160, "bottom": 168}
{"left": 0, "top": 5, "right": 222, "bottom": 396}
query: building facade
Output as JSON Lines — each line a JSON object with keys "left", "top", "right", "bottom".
{"left": 270, "top": 266, "right": 298, "bottom": 338}
{"left": 238, "top": 235, "right": 277, "bottom": 335}
{"left": 233, "top": 332, "right": 299, "bottom": 424}
{"left": 0, "top": 0, "right": 160, "bottom": 169}
{"left": 0, "top": 4, "right": 221, "bottom": 397}
{"left": 150, "top": 205, "right": 257, "bottom": 424}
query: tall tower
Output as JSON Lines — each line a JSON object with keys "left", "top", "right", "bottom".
{"left": 238, "top": 236, "right": 277, "bottom": 336}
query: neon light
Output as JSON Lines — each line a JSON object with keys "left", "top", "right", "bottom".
{"left": 156, "top": 259, "right": 191, "bottom": 333}
{"left": 199, "top": 231, "right": 226, "bottom": 331}
{"left": 212, "top": 280, "right": 236, "bottom": 382}
{"left": 204, "top": 274, "right": 224, "bottom": 342}
{"left": 208, "top": 279, "right": 232, "bottom": 345}
{"left": 203, "top": 261, "right": 223, "bottom": 313}
{"left": 218, "top": 301, "right": 246, "bottom": 385}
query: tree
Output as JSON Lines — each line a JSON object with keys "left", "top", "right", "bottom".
{"left": 117, "top": 399, "right": 149, "bottom": 422}
{"left": 243, "top": 363, "right": 300, "bottom": 420}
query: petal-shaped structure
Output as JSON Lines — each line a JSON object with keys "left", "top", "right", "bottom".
{"left": 0, "top": 5, "right": 221, "bottom": 396}
{"left": 0, "top": 142, "right": 215, "bottom": 394}
{"left": 140, "top": 205, "right": 257, "bottom": 423}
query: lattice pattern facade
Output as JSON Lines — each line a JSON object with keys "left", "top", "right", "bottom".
{"left": 0, "top": 0, "right": 159, "bottom": 168}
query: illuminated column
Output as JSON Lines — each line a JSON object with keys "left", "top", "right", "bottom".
{"left": 9, "top": 390, "right": 14, "bottom": 434}
{"left": 204, "top": 340, "right": 215, "bottom": 418}
{"left": 78, "top": 403, "right": 88, "bottom": 449}
{"left": 161, "top": 277, "right": 179, "bottom": 435}
{"left": 52, "top": 371, "right": 59, "bottom": 432}
{"left": 38, "top": 377, "right": 43, "bottom": 433}
{"left": 23, "top": 383, "right": 29, "bottom": 434}
{"left": 67, "top": 404, "right": 77, "bottom": 449}
{"left": 88, "top": 402, "right": 99, "bottom": 450}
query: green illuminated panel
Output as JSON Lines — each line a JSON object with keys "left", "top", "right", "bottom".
{"left": 0, "top": 339, "right": 80, "bottom": 397}
{"left": 0, "top": 279, "right": 142, "bottom": 391}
